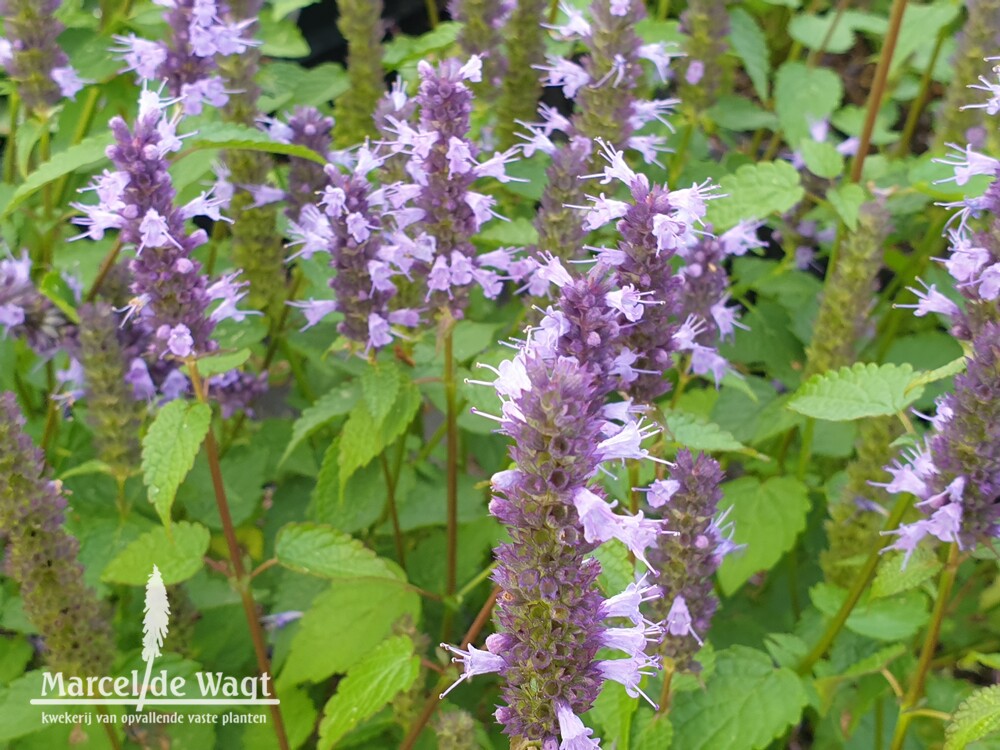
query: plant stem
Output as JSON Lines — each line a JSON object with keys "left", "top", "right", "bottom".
{"left": 98, "top": 707, "right": 122, "bottom": 749}
{"left": 442, "top": 327, "right": 459, "bottom": 641}
{"left": 4, "top": 94, "right": 19, "bottom": 185}
{"left": 889, "top": 543, "right": 960, "bottom": 750}
{"left": 657, "top": 0, "right": 670, "bottom": 20}
{"left": 400, "top": 587, "right": 500, "bottom": 750}
{"left": 85, "top": 239, "right": 124, "bottom": 302}
{"left": 54, "top": 87, "right": 101, "bottom": 208}
{"left": 425, "top": 0, "right": 439, "bottom": 28}
{"left": 656, "top": 662, "right": 675, "bottom": 715}
{"left": 380, "top": 450, "right": 407, "bottom": 572}
{"left": 895, "top": 28, "right": 946, "bottom": 157}
{"left": 797, "top": 491, "right": 913, "bottom": 674}
{"left": 849, "top": 0, "right": 909, "bottom": 182}
{"left": 188, "top": 363, "right": 290, "bottom": 750}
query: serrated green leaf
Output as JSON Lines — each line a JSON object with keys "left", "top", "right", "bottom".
{"left": 317, "top": 635, "right": 420, "bottom": 749}
{"left": 275, "top": 522, "right": 401, "bottom": 581}
{"left": 142, "top": 400, "right": 212, "bottom": 526}
{"left": 280, "top": 382, "right": 359, "bottom": 466}
{"left": 361, "top": 360, "right": 400, "bottom": 426}
{"left": 632, "top": 709, "right": 673, "bottom": 750}
{"left": 828, "top": 182, "right": 867, "bottom": 230}
{"left": 662, "top": 410, "right": 761, "bottom": 457}
{"left": 774, "top": 62, "right": 843, "bottom": 147}
{"left": 799, "top": 139, "right": 844, "bottom": 179}
{"left": 871, "top": 547, "right": 942, "bottom": 599}
{"left": 946, "top": 685, "right": 1000, "bottom": 749}
{"left": 707, "top": 96, "right": 779, "bottom": 131}
{"left": 788, "top": 11, "right": 886, "bottom": 53}
{"left": 588, "top": 681, "right": 637, "bottom": 749}
{"left": 338, "top": 380, "right": 421, "bottom": 497}
{"left": 0, "top": 671, "right": 47, "bottom": 742}
{"left": 101, "top": 521, "right": 210, "bottom": 585}
{"left": 382, "top": 22, "right": 461, "bottom": 68}
{"left": 187, "top": 122, "right": 325, "bottom": 163}
{"left": 788, "top": 363, "right": 922, "bottom": 421}
{"left": 671, "top": 646, "right": 808, "bottom": 750}
{"left": 728, "top": 8, "right": 770, "bottom": 100}
{"left": 593, "top": 540, "right": 632, "bottom": 597}
{"left": 707, "top": 161, "right": 805, "bottom": 231}
{"left": 718, "top": 476, "right": 811, "bottom": 594}
{"left": 907, "top": 355, "right": 967, "bottom": 393}
{"left": 810, "top": 583, "right": 929, "bottom": 640}
{"left": 258, "top": 13, "right": 311, "bottom": 57}
{"left": 196, "top": 348, "right": 251, "bottom": 377}
{"left": 3, "top": 135, "right": 112, "bottom": 218}
{"left": 278, "top": 578, "right": 420, "bottom": 688}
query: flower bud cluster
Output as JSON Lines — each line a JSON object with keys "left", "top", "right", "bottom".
{"left": 114, "top": 0, "right": 257, "bottom": 115}
{"left": 0, "top": 0, "right": 83, "bottom": 113}
{"left": 0, "top": 392, "right": 114, "bottom": 678}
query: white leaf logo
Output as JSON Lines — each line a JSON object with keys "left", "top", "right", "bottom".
{"left": 136, "top": 565, "right": 170, "bottom": 711}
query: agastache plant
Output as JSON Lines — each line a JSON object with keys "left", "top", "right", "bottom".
{"left": 493, "top": 0, "right": 547, "bottom": 148}
{"left": 441, "top": 264, "right": 672, "bottom": 747}
{"left": 0, "top": 392, "right": 115, "bottom": 679}
{"left": 333, "top": 0, "right": 386, "bottom": 146}
{"left": 449, "top": 0, "right": 511, "bottom": 90}
{"left": 0, "top": 0, "right": 84, "bottom": 114}
{"left": 113, "top": 0, "right": 257, "bottom": 115}
{"left": 72, "top": 89, "right": 256, "bottom": 383}
{"left": 879, "top": 73, "right": 1000, "bottom": 561}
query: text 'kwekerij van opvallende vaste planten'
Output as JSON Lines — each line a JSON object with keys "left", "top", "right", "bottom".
{"left": 1, "top": 0, "right": 1000, "bottom": 748}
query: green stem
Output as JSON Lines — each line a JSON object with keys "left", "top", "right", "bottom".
{"left": 889, "top": 543, "right": 960, "bottom": 750}
{"left": 797, "top": 491, "right": 913, "bottom": 674}
{"left": 669, "top": 118, "right": 694, "bottom": 184}
{"left": 895, "top": 28, "right": 946, "bottom": 157}
{"left": 4, "top": 94, "right": 19, "bottom": 185}
{"left": 849, "top": 0, "right": 909, "bottom": 182}
{"left": 53, "top": 87, "right": 101, "bottom": 207}
{"left": 425, "top": 0, "right": 439, "bottom": 27}
{"left": 456, "top": 563, "right": 497, "bottom": 602}
{"left": 657, "top": 0, "right": 670, "bottom": 20}
{"left": 442, "top": 327, "right": 459, "bottom": 641}
{"left": 797, "top": 418, "right": 815, "bottom": 481}
{"left": 187, "top": 362, "right": 290, "bottom": 750}
{"left": 380, "top": 450, "right": 407, "bottom": 572}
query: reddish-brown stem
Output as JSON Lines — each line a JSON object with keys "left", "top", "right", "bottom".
{"left": 849, "top": 0, "right": 909, "bottom": 182}
{"left": 189, "top": 363, "right": 290, "bottom": 750}
{"left": 400, "top": 587, "right": 500, "bottom": 750}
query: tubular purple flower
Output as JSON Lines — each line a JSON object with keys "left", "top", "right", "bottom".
{"left": 0, "top": 252, "right": 70, "bottom": 357}
{"left": 72, "top": 90, "right": 257, "bottom": 366}
{"left": 0, "top": 0, "right": 84, "bottom": 113}
{"left": 113, "top": 0, "right": 256, "bottom": 115}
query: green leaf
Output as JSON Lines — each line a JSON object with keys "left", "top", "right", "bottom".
{"left": 275, "top": 522, "right": 401, "bottom": 581}
{"left": 787, "top": 363, "right": 922, "bottom": 421}
{"left": 102, "top": 521, "right": 210, "bottom": 585}
{"left": 317, "top": 636, "right": 420, "bottom": 749}
{"left": 258, "top": 13, "right": 311, "bottom": 57}
{"left": 0, "top": 672, "right": 46, "bottom": 742}
{"left": 37, "top": 271, "right": 80, "bottom": 324}
{"left": 588, "top": 681, "right": 637, "bottom": 749}
{"left": 593, "top": 540, "right": 633, "bottom": 597}
{"left": 142, "top": 399, "right": 212, "bottom": 526}
{"left": 280, "top": 382, "right": 359, "bottom": 466}
{"left": 671, "top": 646, "right": 808, "bottom": 750}
{"left": 718, "top": 477, "right": 811, "bottom": 595}
{"left": 338, "top": 380, "right": 421, "bottom": 497}
{"left": 57, "top": 458, "right": 114, "bottom": 480}
{"left": 828, "top": 182, "right": 867, "bottom": 230}
{"left": 196, "top": 348, "right": 251, "bottom": 377}
{"left": 272, "top": 0, "right": 319, "bottom": 19}
{"left": 361, "top": 360, "right": 401, "bottom": 426}
{"left": 707, "top": 96, "right": 779, "bottom": 131}
{"left": 907, "top": 354, "right": 967, "bottom": 393}
{"left": 728, "top": 8, "right": 770, "bottom": 100}
{"left": 799, "top": 139, "right": 844, "bottom": 179}
{"left": 810, "top": 583, "right": 929, "bottom": 640}
{"left": 773, "top": 62, "right": 843, "bottom": 147}
{"left": 632, "top": 709, "right": 673, "bottom": 750}
{"left": 870, "top": 547, "right": 942, "bottom": 599}
{"left": 891, "top": 2, "right": 960, "bottom": 76}
{"left": 946, "top": 685, "right": 1000, "bottom": 749}
{"left": 187, "top": 122, "right": 325, "bottom": 163}
{"left": 383, "top": 22, "right": 461, "bottom": 68}
{"left": 278, "top": 578, "right": 421, "bottom": 687}
{"left": 707, "top": 161, "right": 805, "bottom": 231}
{"left": 2, "top": 135, "right": 112, "bottom": 218}
{"left": 662, "top": 410, "right": 761, "bottom": 457}
{"left": 788, "top": 11, "right": 886, "bottom": 54}
{"left": 309, "top": 440, "right": 388, "bottom": 533}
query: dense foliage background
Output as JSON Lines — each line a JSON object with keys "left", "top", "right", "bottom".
{"left": 1, "top": 0, "right": 999, "bottom": 748}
